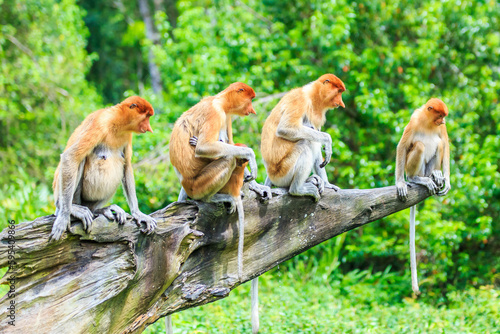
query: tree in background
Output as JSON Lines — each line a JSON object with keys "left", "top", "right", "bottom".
{"left": 1, "top": 0, "right": 499, "bottom": 309}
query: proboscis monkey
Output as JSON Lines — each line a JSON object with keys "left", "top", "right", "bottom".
{"left": 168, "top": 83, "right": 268, "bottom": 334}
{"left": 395, "top": 98, "right": 451, "bottom": 294}
{"left": 187, "top": 139, "right": 260, "bottom": 333}
{"left": 261, "top": 74, "right": 346, "bottom": 201}
{"left": 51, "top": 96, "right": 157, "bottom": 241}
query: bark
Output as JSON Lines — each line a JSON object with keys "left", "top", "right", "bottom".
{"left": 0, "top": 184, "right": 430, "bottom": 333}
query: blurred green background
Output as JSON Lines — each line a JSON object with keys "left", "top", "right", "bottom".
{"left": 1, "top": 0, "right": 499, "bottom": 332}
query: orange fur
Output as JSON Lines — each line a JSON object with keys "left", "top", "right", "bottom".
{"left": 170, "top": 83, "right": 256, "bottom": 199}
{"left": 53, "top": 96, "right": 154, "bottom": 203}
{"left": 219, "top": 144, "right": 249, "bottom": 198}
{"left": 396, "top": 98, "right": 450, "bottom": 180}
{"left": 261, "top": 74, "right": 345, "bottom": 181}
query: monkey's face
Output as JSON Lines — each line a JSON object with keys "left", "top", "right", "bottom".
{"left": 122, "top": 96, "right": 154, "bottom": 133}
{"left": 225, "top": 82, "right": 256, "bottom": 117}
{"left": 318, "top": 74, "right": 346, "bottom": 109}
{"left": 425, "top": 98, "right": 448, "bottom": 126}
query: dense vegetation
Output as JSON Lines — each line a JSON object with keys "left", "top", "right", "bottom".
{"left": 1, "top": 0, "right": 498, "bottom": 332}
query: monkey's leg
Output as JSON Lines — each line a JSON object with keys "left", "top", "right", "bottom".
{"left": 406, "top": 142, "right": 438, "bottom": 195}
{"left": 186, "top": 157, "right": 237, "bottom": 200}
{"left": 288, "top": 144, "right": 321, "bottom": 201}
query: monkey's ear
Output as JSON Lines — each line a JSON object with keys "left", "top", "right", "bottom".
{"left": 130, "top": 103, "right": 138, "bottom": 109}
{"left": 323, "top": 79, "right": 331, "bottom": 84}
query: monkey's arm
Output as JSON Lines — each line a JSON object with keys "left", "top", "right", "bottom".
{"left": 276, "top": 108, "right": 332, "bottom": 168}
{"left": 195, "top": 133, "right": 258, "bottom": 181}
{"left": 122, "top": 142, "right": 157, "bottom": 234}
{"left": 50, "top": 129, "right": 103, "bottom": 241}
{"left": 395, "top": 135, "right": 409, "bottom": 201}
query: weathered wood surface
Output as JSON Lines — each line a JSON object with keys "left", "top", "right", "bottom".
{"left": 0, "top": 185, "right": 430, "bottom": 333}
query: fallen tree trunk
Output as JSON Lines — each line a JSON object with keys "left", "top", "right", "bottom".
{"left": 0, "top": 185, "right": 429, "bottom": 333}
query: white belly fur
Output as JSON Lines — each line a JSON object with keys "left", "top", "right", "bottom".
{"left": 413, "top": 132, "right": 440, "bottom": 163}
{"left": 82, "top": 147, "right": 125, "bottom": 202}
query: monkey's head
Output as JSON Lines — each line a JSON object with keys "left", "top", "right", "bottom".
{"left": 425, "top": 98, "right": 448, "bottom": 126}
{"left": 221, "top": 82, "right": 257, "bottom": 116}
{"left": 317, "top": 74, "right": 346, "bottom": 109}
{"left": 120, "top": 96, "right": 154, "bottom": 134}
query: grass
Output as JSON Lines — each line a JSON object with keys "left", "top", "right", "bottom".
{"left": 144, "top": 269, "right": 500, "bottom": 334}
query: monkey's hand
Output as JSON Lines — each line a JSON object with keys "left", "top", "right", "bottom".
{"left": 248, "top": 180, "right": 272, "bottom": 201}
{"left": 132, "top": 211, "right": 157, "bottom": 234}
{"left": 431, "top": 170, "right": 445, "bottom": 189}
{"left": 95, "top": 204, "right": 128, "bottom": 225}
{"left": 49, "top": 214, "right": 71, "bottom": 241}
{"left": 242, "top": 149, "right": 257, "bottom": 182}
{"left": 436, "top": 182, "right": 451, "bottom": 197}
{"left": 189, "top": 136, "right": 198, "bottom": 147}
{"left": 396, "top": 181, "right": 409, "bottom": 201}
{"left": 71, "top": 204, "right": 94, "bottom": 232}
{"left": 319, "top": 134, "right": 333, "bottom": 168}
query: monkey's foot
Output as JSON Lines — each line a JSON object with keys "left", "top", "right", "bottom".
{"left": 436, "top": 182, "right": 451, "bottom": 197}
{"left": 49, "top": 214, "right": 71, "bottom": 241}
{"left": 71, "top": 204, "right": 94, "bottom": 232}
{"left": 132, "top": 211, "right": 157, "bottom": 234}
{"left": 270, "top": 188, "right": 288, "bottom": 196}
{"left": 289, "top": 183, "right": 321, "bottom": 202}
{"left": 306, "top": 175, "right": 325, "bottom": 194}
{"left": 409, "top": 176, "right": 438, "bottom": 196}
{"left": 248, "top": 181, "right": 272, "bottom": 201}
{"left": 96, "top": 204, "right": 128, "bottom": 225}
{"left": 210, "top": 194, "right": 236, "bottom": 214}
{"left": 324, "top": 182, "right": 341, "bottom": 191}
{"left": 431, "top": 170, "right": 445, "bottom": 189}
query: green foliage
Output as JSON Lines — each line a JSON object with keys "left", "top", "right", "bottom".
{"left": 1, "top": 0, "right": 499, "bottom": 329}
{"left": 143, "top": 271, "right": 500, "bottom": 333}
{"left": 0, "top": 0, "right": 100, "bottom": 221}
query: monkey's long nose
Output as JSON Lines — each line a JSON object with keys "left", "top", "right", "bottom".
{"left": 146, "top": 123, "right": 153, "bottom": 133}
{"left": 339, "top": 98, "right": 345, "bottom": 108}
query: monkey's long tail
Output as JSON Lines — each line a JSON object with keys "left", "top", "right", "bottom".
{"left": 236, "top": 197, "right": 244, "bottom": 280}
{"left": 165, "top": 315, "right": 172, "bottom": 334}
{"left": 410, "top": 205, "right": 420, "bottom": 295}
{"left": 251, "top": 278, "right": 259, "bottom": 334}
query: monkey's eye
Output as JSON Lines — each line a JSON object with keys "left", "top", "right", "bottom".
{"left": 130, "top": 103, "right": 138, "bottom": 109}
{"left": 428, "top": 106, "right": 433, "bottom": 111}
{"left": 323, "top": 79, "right": 331, "bottom": 84}
{"left": 238, "top": 88, "right": 244, "bottom": 92}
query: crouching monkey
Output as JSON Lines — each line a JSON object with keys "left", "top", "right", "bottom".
{"left": 261, "top": 74, "right": 346, "bottom": 201}
{"left": 51, "top": 96, "right": 157, "bottom": 241}
{"left": 168, "top": 82, "right": 269, "bottom": 334}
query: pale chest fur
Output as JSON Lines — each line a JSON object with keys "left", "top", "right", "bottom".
{"left": 82, "top": 144, "right": 125, "bottom": 202}
{"left": 412, "top": 132, "right": 441, "bottom": 163}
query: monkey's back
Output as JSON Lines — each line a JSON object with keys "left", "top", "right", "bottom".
{"left": 261, "top": 88, "right": 306, "bottom": 179}
{"left": 170, "top": 97, "right": 221, "bottom": 180}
